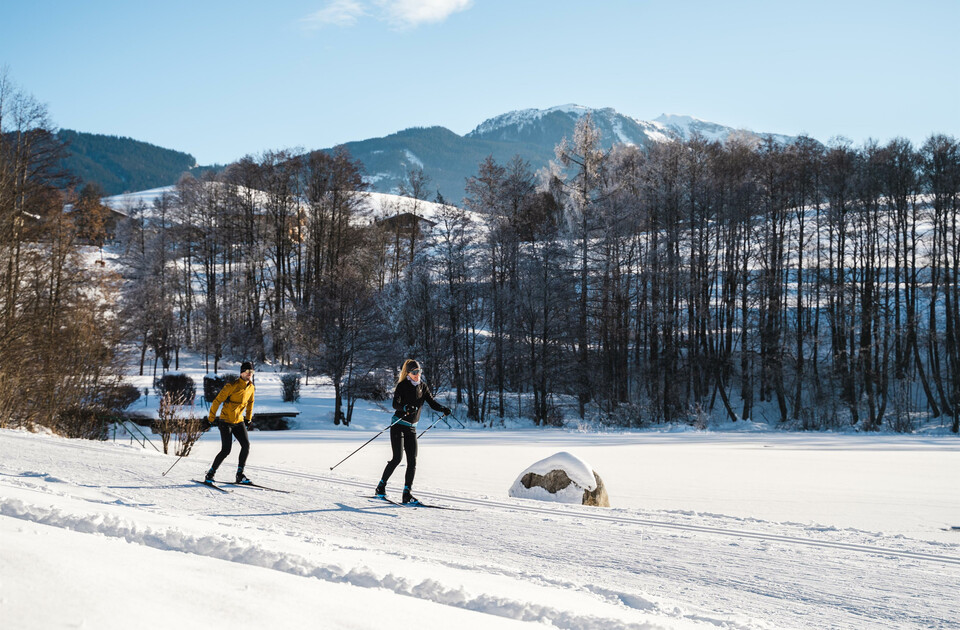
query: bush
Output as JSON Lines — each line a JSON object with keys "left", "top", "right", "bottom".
{"left": 204, "top": 373, "right": 238, "bottom": 403}
{"left": 153, "top": 391, "right": 204, "bottom": 456}
{"left": 154, "top": 373, "right": 195, "bottom": 405}
{"left": 53, "top": 406, "right": 110, "bottom": 440}
{"left": 281, "top": 373, "right": 301, "bottom": 402}
{"left": 600, "top": 403, "right": 650, "bottom": 429}
{"left": 541, "top": 401, "right": 566, "bottom": 427}
{"left": 52, "top": 383, "right": 144, "bottom": 440}
{"left": 350, "top": 371, "right": 392, "bottom": 401}
{"left": 100, "top": 384, "right": 141, "bottom": 411}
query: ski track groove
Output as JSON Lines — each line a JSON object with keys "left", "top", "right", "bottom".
{"left": 251, "top": 464, "right": 960, "bottom": 568}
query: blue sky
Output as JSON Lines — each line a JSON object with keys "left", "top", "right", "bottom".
{"left": 3, "top": 0, "right": 958, "bottom": 165}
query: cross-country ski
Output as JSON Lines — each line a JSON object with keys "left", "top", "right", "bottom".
{"left": 191, "top": 480, "right": 231, "bottom": 493}
{"left": 224, "top": 481, "right": 291, "bottom": 493}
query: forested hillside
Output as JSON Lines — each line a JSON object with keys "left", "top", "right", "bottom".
{"left": 57, "top": 129, "right": 221, "bottom": 195}
{"left": 332, "top": 125, "right": 549, "bottom": 204}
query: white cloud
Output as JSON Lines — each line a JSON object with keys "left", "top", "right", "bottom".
{"left": 374, "top": 0, "right": 473, "bottom": 28}
{"left": 302, "top": 0, "right": 471, "bottom": 30}
{"left": 302, "top": 0, "right": 366, "bottom": 29}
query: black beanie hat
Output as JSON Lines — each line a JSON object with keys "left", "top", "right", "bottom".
{"left": 240, "top": 361, "right": 254, "bottom": 373}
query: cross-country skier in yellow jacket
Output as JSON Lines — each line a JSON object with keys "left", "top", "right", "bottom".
{"left": 204, "top": 361, "right": 256, "bottom": 485}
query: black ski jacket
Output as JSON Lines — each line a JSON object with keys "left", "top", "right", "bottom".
{"left": 392, "top": 378, "right": 445, "bottom": 426}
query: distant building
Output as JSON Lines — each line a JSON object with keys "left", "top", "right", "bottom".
{"left": 375, "top": 212, "right": 437, "bottom": 236}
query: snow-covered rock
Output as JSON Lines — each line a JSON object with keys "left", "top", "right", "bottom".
{"left": 508, "top": 451, "right": 610, "bottom": 507}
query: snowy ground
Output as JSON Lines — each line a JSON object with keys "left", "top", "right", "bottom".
{"left": 1, "top": 364, "right": 959, "bottom": 629}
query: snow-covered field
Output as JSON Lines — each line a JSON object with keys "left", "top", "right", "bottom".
{"left": 1, "top": 367, "right": 958, "bottom": 629}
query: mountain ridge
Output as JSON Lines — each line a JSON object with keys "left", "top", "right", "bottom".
{"left": 61, "top": 106, "right": 796, "bottom": 202}
{"left": 329, "top": 105, "right": 796, "bottom": 201}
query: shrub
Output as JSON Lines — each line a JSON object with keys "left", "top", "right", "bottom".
{"left": 154, "top": 373, "right": 195, "bottom": 405}
{"left": 350, "top": 371, "right": 392, "bottom": 401}
{"left": 281, "top": 373, "right": 301, "bottom": 402}
{"left": 542, "top": 401, "right": 566, "bottom": 427}
{"left": 52, "top": 383, "right": 143, "bottom": 440}
{"left": 53, "top": 406, "right": 110, "bottom": 440}
{"left": 203, "top": 373, "right": 238, "bottom": 403}
{"left": 154, "top": 391, "right": 204, "bottom": 456}
{"left": 600, "top": 403, "right": 650, "bottom": 429}
{"left": 100, "top": 384, "right": 142, "bottom": 411}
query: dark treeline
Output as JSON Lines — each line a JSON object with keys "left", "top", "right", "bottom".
{"left": 115, "top": 114, "right": 960, "bottom": 433}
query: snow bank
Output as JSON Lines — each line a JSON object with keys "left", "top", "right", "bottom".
{"left": 0, "top": 495, "right": 672, "bottom": 630}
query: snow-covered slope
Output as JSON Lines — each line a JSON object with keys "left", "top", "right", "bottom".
{"left": 467, "top": 104, "right": 596, "bottom": 138}
{"left": 651, "top": 113, "right": 796, "bottom": 145}
{"left": 96, "top": 185, "right": 484, "bottom": 231}
{"left": 361, "top": 190, "right": 485, "bottom": 225}
{"left": 466, "top": 105, "right": 796, "bottom": 148}
{"left": 100, "top": 185, "right": 177, "bottom": 214}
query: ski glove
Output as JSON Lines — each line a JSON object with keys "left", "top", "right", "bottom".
{"left": 441, "top": 406, "right": 451, "bottom": 416}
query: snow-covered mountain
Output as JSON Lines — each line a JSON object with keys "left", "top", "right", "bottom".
{"left": 334, "top": 105, "right": 797, "bottom": 202}
{"left": 465, "top": 104, "right": 672, "bottom": 147}
{"left": 465, "top": 104, "right": 794, "bottom": 148}
{"left": 651, "top": 113, "right": 796, "bottom": 145}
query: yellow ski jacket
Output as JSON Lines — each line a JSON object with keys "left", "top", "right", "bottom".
{"left": 209, "top": 378, "right": 255, "bottom": 425}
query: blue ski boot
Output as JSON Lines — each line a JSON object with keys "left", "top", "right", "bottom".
{"left": 204, "top": 468, "right": 216, "bottom": 484}
{"left": 375, "top": 479, "right": 387, "bottom": 498}
{"left": 401, "top": 486, "right": 421, "bottom": 506}
{"left": 236, "top": 467, "right": 252, "bottom": 485}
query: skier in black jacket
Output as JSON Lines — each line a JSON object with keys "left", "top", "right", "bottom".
{"left": 375, "top": 359, "right": 450, "bottom": 504}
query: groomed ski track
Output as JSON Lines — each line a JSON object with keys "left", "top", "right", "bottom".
{"left": 5, "top": 429, "right": 955, "bottom": 566}
{"left": 1, "top": 430, "right": 957, "bottom": 629}
{"left": 258, "top": 465, "right": 960, "bottom": 567}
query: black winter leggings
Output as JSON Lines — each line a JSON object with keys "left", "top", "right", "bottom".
{"left": 211, "top": 421, "right": 250, "bottom": 471}
{"left": 380, "top": 424, "right": 418, "bottom": 489}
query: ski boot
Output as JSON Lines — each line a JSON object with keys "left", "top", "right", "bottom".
{"left": 236, "top": 467, "right": 252, "bottom": 485}
{"left": 401, "top": 486, "right": 421, "bottom": 506}
{"left": 375, "top": 479, "right": 387, "bottom": 498}
{"left": 203, "top": 468, "right": 217, "bottom": 484}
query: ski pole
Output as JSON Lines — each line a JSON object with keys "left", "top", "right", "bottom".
{"left": 162, "top": 452, "right": 185, "bottom": 477}
{"left": 330, "top": 420, "right": 397, "bottom": 471}
{"left": 163, "top": 419, "right": 213, "bottom": 475}
{"left": 417, "top": 412, "right": 447, "bottom": 439}
{"left": 432, "top": 389, "right": 464, "bottom": 428}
